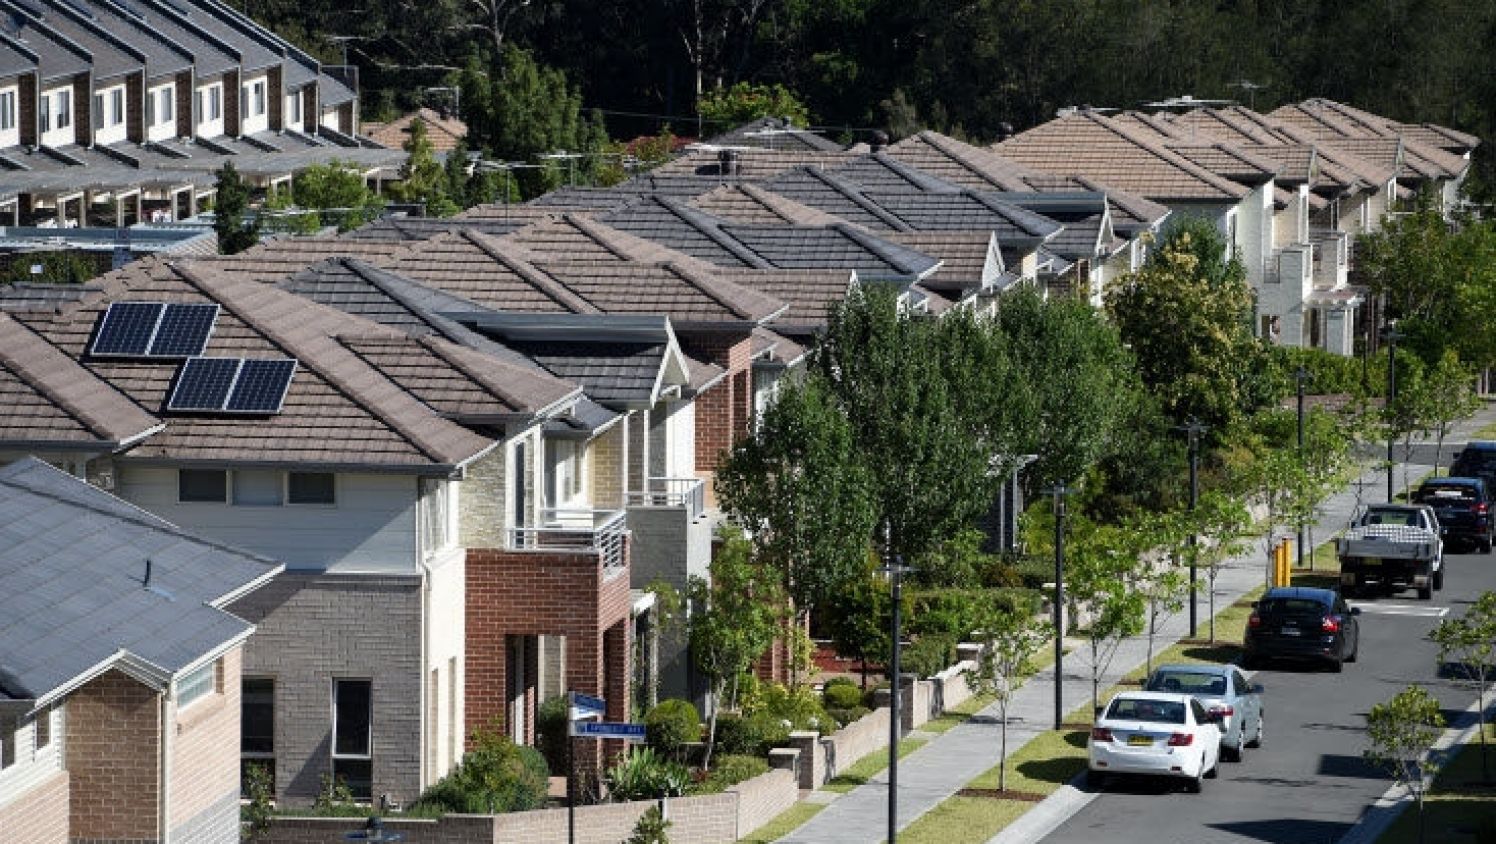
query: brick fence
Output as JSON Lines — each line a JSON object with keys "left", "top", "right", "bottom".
{"left": 262, "top": 768, "right": 797, "bottom": 844}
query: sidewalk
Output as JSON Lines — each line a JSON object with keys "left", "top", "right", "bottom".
{"left": 778, "top": 404, "right": 1496, "bottom": 844}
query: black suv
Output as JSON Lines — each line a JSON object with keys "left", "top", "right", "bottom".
{"left": 1244, "top": 587, "right": 1361, "bottom": 672}
{"left": 1451, "top": 442, "right": 1496, "bottom": 489}
{"left": 1414, "top": 476, "right": 1494, "bottom": 553}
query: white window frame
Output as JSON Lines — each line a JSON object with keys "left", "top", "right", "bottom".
{"left": 177, "top": 660, "right": 217, "bottom": 710}
{"left": 197, "top": 82, "right": 224, "bottom": 136}
{"left": 545, "top": 438, "right": 585, "bottom": 508}
{"left": 0, "top": 86, "right": 16, "bottom": 147}
{"left": 40, "top": 86, "right": 72, "bottom": 146}
{"left": 285, "top": 90, "right": 302, "bottom": 126}
{"left": 147, "top": 83, "right": 175, "bottom": 142}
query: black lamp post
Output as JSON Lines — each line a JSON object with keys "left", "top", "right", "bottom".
{"left": 880, "top": 520, "right": 915, "bottom": 843}
{"left": 1045, "top": 484, "right": 1074, "bottom": 730}
{"left": 1175, "top": 418, "right": 1207, "bottom": 638}
{"left": 1295, "top": 366, "right": 1311, "bottom": 569}
{"left": 1383, "top": 321, "right": 1402, "bottom": 503}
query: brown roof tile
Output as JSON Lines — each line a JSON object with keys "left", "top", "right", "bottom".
{"left": 714, "top": 268, "right": 855, "bottom": 328}
{"left": 884, "top": 232, "right": 995, "bottom": 290}
{"left": 196, "top": 237, "right": 410, "bottom": 285}
{"left": 652, "top": 147, "right": 858, "bottom": 179}
{"left": 362, "top": 108, "right": 467, "bottom": 153}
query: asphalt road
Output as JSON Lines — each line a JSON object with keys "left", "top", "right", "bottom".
{"left": 1039, "top": 544, "right": 1495, "bottom": 844}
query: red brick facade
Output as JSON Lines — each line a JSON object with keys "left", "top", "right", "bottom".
{"left": 465, "top": 546, "right": 633, "bottom": 769}
{"left": 680, "top": 332, "right": 755, "bottom": 473}
{"left": 64, "top": 670, "right": 162, "bottom": 841}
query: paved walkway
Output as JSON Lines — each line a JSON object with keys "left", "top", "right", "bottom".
{"left": 779, "top": 404, "right": 1496, "bottom": 844}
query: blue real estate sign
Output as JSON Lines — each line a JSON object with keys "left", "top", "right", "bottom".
{"left": 569, "top": 721, "right": 647, "bottom": 741}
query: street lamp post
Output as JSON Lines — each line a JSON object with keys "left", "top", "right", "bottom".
{"left": 880, "top": 522, "right": 914, "bottom": 844}
{"left": 1384, "top": 321, "right": 1402, "bottom": 503}
{"left": 1045, "top": 484, "right": 1074, "bottom": 730}
{"left": 1176, "top": 418, "right": 1207, "bottom": 638}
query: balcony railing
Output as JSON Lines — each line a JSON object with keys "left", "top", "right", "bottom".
{"left": 510, "top": 508, "right": 628, "bottom": 574}
{"left": 626, "top": 477, "right": 706, "bottom": 520}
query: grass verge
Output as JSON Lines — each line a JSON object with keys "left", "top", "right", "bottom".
{"left": 1377, "top": 723, "right": 1496, "bottom": 843}
{"left": 822, "top": 736, "right": 928, "bottom": 793}
{"left": 740, "top": 802, "right": 827, "bottom": 844}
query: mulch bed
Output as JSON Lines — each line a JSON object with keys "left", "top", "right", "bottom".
{"left": 957, "top": 787, "right": 1049, "bottom": 803}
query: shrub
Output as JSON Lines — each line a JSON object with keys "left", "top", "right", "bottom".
{"left": 827, "top": 705, "right": 871, "bottom": 727}
{"left": 604, "top": 747, "right": 690, "bottom": 802}
{"left": 712, "top": 711, "right": 792, "bottom": 756}
{"left": 627, "top": 804, "right": 672, "bottom": 844}
{"left": 536, "top": 695, "right": 569, "bottom": 774}
{"left": 823, "top": 682, "right": 863, "bottom": 710}
{"left": 747, "top": 683, "right": 832, "bottom": 734}
{"left": 644, "top": 699, "right": 701, "bottom": 760}
{"left": 410, "top": 729, "right": 549, "bottom": 814}
{"left": 902, "top": 633, "right": 958, "bottom": 678}
{"left": 691, "top": 754, "right": 770, "bottom": 794}
{"left": 908, "top": 587, "right": 1043, "bottom": 640}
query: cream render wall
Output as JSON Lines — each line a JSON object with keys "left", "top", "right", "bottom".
{"left": 423, "top": 545, "right": 466, "bottom": 781}
{"left": 170, "top": 647, "right": 243, "bottom": 839}
{"left": 0, "top": 701, "right": 64, "bottom": 811}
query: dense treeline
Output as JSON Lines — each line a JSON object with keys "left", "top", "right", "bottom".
{"left": 233, "top": 0, "right": 1496, "bottom": 193}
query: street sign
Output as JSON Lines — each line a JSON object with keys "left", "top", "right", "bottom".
{"left": 568, "top": 691, "right": 606, "bottom": 721}
{"left": 568, "top": 721, "right": 647, "bottom": 741}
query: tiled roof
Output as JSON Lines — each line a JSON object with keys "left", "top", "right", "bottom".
{"left": 9, "top": 0, "right": 139, "bottom": 83}
{"left": 362, "top": 108, "right": 467, "bottom": 153}
{"left": 830, "top": 152, "right": 968, "bottom": 193}
{"left": 447, "top": 203, "right": 561, "bottom": 223}
{"left": 884, "top": 231, "right": 995, "bottom": 290}
{"left": 340, "top": 216, "right": 535, "bottom": 242}
{"left": 1390, "top": 122, "right": 1480, "bottom": 154}
{"left": 0, "top": 35, "right": 36, "bottom": 79}
{"left": 651, "top": 147, "right": 857, "bottom": 179}
{"left": 508, "top": 341, "right": 666, "bottom": 406}
{"left": 689, "top": 184, "right": 852, "bottom": 227}
{"left": 0, "top": 8, "right": 88, "bottom": 83}
{"left": 995, "top": 112, "right": 1248, "bottom": 201}
{"left": 0, "top": 258, "right": 501, "bottom": 471}
{"left": 1164, "top": 143, "right": 1280, "bottom": 184}
{"left": 862, "top": 190, "right": 1063, "bottom": 242}
{"left": 599, "top": 196, "right": 767, "bottom": 267}
{"left": 750, "top": 326, "right": 806, "bottom": 366}
{"left": 702, "top": 118, "right": 845, "bottom": 152}
{"left": 1269, "top": 100, "right": 1469, "bottom": 178}
{"left": 77, "top": 0, "right": 193, "bottom": 81}
{"left": 0, "top": 311, "right": 160, "bottom": 448}
{"left": 714, "top": 268, "right": 855, "bottom": 328}
{"left": 109, "top": 0, "right": 239, "bottom": 79}
{"left": 537, "top": 261, "right": 785, "bottom": 324}
{"left": 725, "top": 223, "right": 940, "bottom": 277}
{"left": 149, "top": 0, "right": 279, "bottom": 73}
{"left": 194, "top": 237, "right": 411, "bottom": 284}
{"left": 760, "top": 167, "right": 911, "bottom": 231}
{"left": 0, "top": 457, "right": 279, "bottom": 703}
{"left": 527, "top": 187, "right": 642, "bottom": 212}
{"left": 882, "top": 131, "right": 1043, "bottom": 191}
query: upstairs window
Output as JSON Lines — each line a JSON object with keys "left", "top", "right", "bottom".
{"left": 177, "top": 659, "right": 218, "bottom": 709}
{"left": 0, "top": 89, "right": 14, "bottom": 132}
{"left": 179, "top": 469, "right": 227, "bottom": 503}
{"left": 288, "top": 472, "right": 335, "bottom": 505}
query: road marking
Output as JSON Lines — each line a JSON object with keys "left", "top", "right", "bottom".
{"left": 1347, "top": 602, "right": 1450, "bottom": 617}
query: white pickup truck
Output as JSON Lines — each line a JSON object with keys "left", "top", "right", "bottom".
{"left": 1337, "top": 504, "right": 1444, "bottom": 599}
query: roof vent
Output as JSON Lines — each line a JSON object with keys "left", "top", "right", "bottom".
{"left": 870, "top": 130, "right": 889, "bottom": 153}
{"left": 718, "top": 148, "right": 740, "bottom": 178}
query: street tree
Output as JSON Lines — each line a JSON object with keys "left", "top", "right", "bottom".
{"left": 212, "top": 161, "right": 260, "bottom": 255}
{"left": 1364, "top": 685, "right": 1447, "bottom": 844}
{"left": 1243, "top": 447, "right": 1305, "bottom": 587}
{"left": 1430, "top": 591, "right": 1496, "bottom": 782}
{"left": 1105, "top": 218, "right": 1261, "bottom": 431}
{"left": 1130, "top": 510, "right": 1191, "bottom": 677}
{"left": 1386, "top": 353, "right": 1434, "bottom": 497}
{"left": 1184, "top": 492, "right": 1251, "bottom": 643}
{"left": 964, "top": 606, "right": 1053, "bottom": 792}
{"left": 821, "top": 556, "right": 897, "bottom": 690}
{"left": 716, "top": 377, "right": 879, "bottom": 657}
{"left": 1067, "top": 521, "right": 1147, "bottom": 717}
{"left": 1424, "top": 350, "right": 1481, "bottom": 472}
{"left": 688, "top": 529, "right": 782, "bottom": 771}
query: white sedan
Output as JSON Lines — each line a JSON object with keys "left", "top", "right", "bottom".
{"left": 1087, "top": 691, "right": 1224, "bottom": 793}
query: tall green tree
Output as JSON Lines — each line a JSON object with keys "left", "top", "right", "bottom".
{"left": 697, "top": 81, "right": 811, "bottom": 128}
{"left": 212, "top": 161, "right": 260, "bottom": 255}
{"left": 716, "top": 377, "right": 879, "bottom": 629}
{"left": 391, "top": 119, "right": 459, "bottom": 216}
{"left": 1105, "top": 219, "right": 1262, "bottom": 431}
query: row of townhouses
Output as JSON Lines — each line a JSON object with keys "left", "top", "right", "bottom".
{"left": 0, "top": 95, "right": 1476, "bottom": 843}
{"left": 0, "top": 0, "right": 397, "bottom": 229}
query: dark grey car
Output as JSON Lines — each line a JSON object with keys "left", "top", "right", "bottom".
{"left": 1144, "top": 663, "right": 1264, "bottom": 761}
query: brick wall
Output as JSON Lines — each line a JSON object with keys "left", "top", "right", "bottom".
{"left": 681, "top": 332, "right": 754, "bottom": 476}
{"left": 169, "top": 647, "right": 242, "bottom": 837}
{"left": 457, "top": 445, "right": 507, "bottom": 549}
{"left": 0, "top": 769, "right": 68, "bottom": 844}
{"left": 262, "top": 769, "right": 797, "bottom": 844}
{"left": 174, "top": 72, "right": 192, "bottom": 139}
{"left": 18, "top": 73, "right": 35, "bottom": 147}
{"left": 229, "top": 573, "right": 424, "bottom": 807}
{"left": 590, "top": 426, "right": 624, "bottom": 509}
{"left": 65, "top": 670, "right": 161, "bottom": 841}
{"left": 267, "top": 65, "right": 283, "bottom": 130}
{"left": 71, "top": 76, "right": 88, "bottom": 147}
{"left": 223, "top": 70, "right": 240, "bottom": 137}
{"left": 465, "top": 547, "right": 632, "bottom": 769}
{"left": 126, "top": 72, "right": 145, "bottom": 142}
{"left": 821, "top": 707, "right": 890, "bottom": 785}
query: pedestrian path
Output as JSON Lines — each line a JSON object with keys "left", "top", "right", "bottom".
{"left": 778, "top": 404, "right": 1496, "bottom": 844}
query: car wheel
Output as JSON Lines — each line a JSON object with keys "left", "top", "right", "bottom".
{"left": 1418, "top": 584, "right": 1433, "bottom": 600}
{"left": 1222, "top": 741, "right": 1242, "bottom": 762}
{"left": 1434, "top": 568, "right": 1445, "bottom": 591}
{"left": 1206, "top": 749, "right": 1221, "bottom": 778}
{"left": 1330, "top": 655, "right": 1344, "bottom": 673}
{"left": 1085, "top": 769, "right": 1108, "bottom": 790}
{"left": 1246, "top": 714, "right": 1264, "bottom": 749}
{"left": 1346, "top": 641, "right": 1359, "bottom": 663}
{"left": 1242, "top": 654, "right": 1259, "bottom": 671}
{"left": 1185, "top": 768, "right": 1204, "bottom": 793}
{"left": 1483, "top": 535, "right": 1493, "bottom": 554}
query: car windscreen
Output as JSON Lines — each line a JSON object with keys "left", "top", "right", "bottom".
{"left": 1106, "top": 698, "right": 1187, "bottom": 724}
{"left": 1417, "top": 486, "right": 1477, "bottom": 502}
{"left": 1145, "top": 671, "right": 1227, "bottom": 695}
{"left": 1455, "top": 452, "right": 1496, "bottom": 471}
{"left": 1363, "top": 509, "right": 1418, "bottom": 526}
{"left": 1258, "top": 597, "right": 1327, "bottom": 616}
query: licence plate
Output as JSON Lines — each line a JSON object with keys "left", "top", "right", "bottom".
{"left": 1281, "top": 627, "right": 1301, "bottom": 636}
{"left": 1127, "top": 735, "right": 1153, "bottom": 746}
{"left": 1360, "top": 557, "right": 1381, "bottom": 566}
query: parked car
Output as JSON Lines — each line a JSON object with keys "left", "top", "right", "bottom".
{"left": 1338, "top": 504, "right": 1443, "bottom": 599}
{"left": 1087, "top": 691, "right": 1223, "bottom": 793}
{"left": 1243, "top": 586, "right": 1361, "bottom": 672}
{"left": 1143, "top": 663, "right": 1264, "bottom": 762}
{"left": 1451, "top": 441, "right": 1496, "bottom": 489}
{"left": 1414, "top": 476, "right": 1494, "bottom": 553}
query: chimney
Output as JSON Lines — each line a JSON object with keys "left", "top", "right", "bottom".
{"left": 718, "top": 148, "right": 740, "bottom": 178}
{"left": 871, "top": 130, "right": 889, "bottom": 153}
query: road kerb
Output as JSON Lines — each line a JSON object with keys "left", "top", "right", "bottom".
{"left": 984, "top": 771, "right": 1096, "bottom": 844}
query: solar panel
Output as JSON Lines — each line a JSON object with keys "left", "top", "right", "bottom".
{"left": 167, "top": 357, "right": 241, "bottom": 412}
{"left": 225, "top": 359, "right": 297, "bottom": 413}
{"left": 147, "top": 303, "right": 219, "bottom": 357}
{"left": 91, "top": 302, "right": 164, "bottom": 356}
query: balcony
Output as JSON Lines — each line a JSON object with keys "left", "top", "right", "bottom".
{"left": 511, "top": 508, "right": 628, "bottom": 575}
{"left": 1309, "top": 228, "right": 1350, "bottom": 290}
{"left": 626, "top": 477, "right": 706, "bottom": 521}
